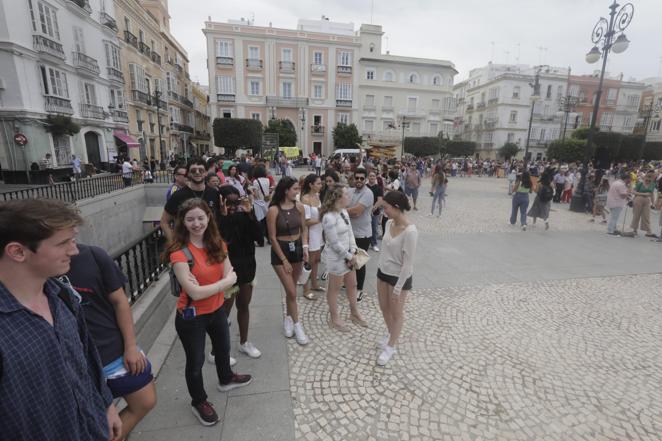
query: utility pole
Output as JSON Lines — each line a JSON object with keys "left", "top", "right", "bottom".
{"left": 153, "top": 88, "right": 165, "bottom": 163}
{"left": 524, "top": 67, "right": 544, "bottom": 166}
{"left": 400, "top": 116, "right": 409, "bottom": 157}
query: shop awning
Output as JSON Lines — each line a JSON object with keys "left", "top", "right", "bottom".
{"left": 113, "top": 130, "right": 140, "bottom": 148}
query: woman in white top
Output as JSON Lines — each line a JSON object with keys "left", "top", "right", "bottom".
{"left": 376, "top": 191, "right": 418, "bottom": 366}
{"left": 225, "top": 165, "right": 246, "bottom": 196}
{"left": 301, "top": 174, "right": 325, "bottom": 300}
{"left": 320, "top": 185, "right": 368, "bottom": 332}
{"left": 251, "top": 165, "right": 272, "bottom": 246}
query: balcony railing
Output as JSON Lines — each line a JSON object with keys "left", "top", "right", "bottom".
{"left": 336, "top": 99, "right": 352, "bottom": 107}
{"left": 168, "top": 91, "right": 181, "bottom": 102}
{"left": 107, "top": 66, "right": 124, "bottom": 82}
{"left": 150, "top": 51, "right": 161, "bottom": 65}
{"left": 311, "top": 63, "right": 327, "bottom": 74}
{"left": 100, "top": 11, "right": 117, "bottom": 30}
{"left": 175, "top": 63, "right": 183, "bottom": 74}
{"left": 131, "top": 89, "right": 151, "bottom": 105}
{"left": 466, "top": 104, "right": 474, "bottom": 111}
{"left": 488, "top": 98, "right": 499, "bottom": 105}
{"left": 311, "top": 125, "right": 325, "bottom": 136}
{"left": 216, "top": 56, "right": 233, "bottom": 65}
{"left": 80, "top": 103, "right": 105, "bottom": 119}
{"left": 124, "top": 30, "right": 138, "bottom": 48}
{"left": 111, "top": 109, "right": 129, "bottom": 123}
{"left": 171, "top": 122, "right": 194, "bottom": 133}
{"left": 194, "top": 130, "right": 211, "bottom": 140}
{"left": 72, "top": 51, "right": 100, "bottom": 75}
{"left": 266, "top": 96, "right": 309, "bottom": 108}
{"left": 217, "top": 94, "right": 235, "bottom": 102}
{"left": 246, "top": 59, "right": 263, "bottom": 70}
{"left": 381, "top": 105, "right": 394, "bottom": 112}
{"left": 139, "top": 42, "right": 151, "bottom": 57}
{"left": 68, "top": 0, "right": 91, "bottom": 14}
{"left": 33, "top": 34, "right": 65, "bottom": 59}
{"left": 363, "top": 104, "right": 376, "bottom": 111}
{"left": 44, "top": 96, "right": 74, "bottom": 114}
{"left": 337, "top": 65, "right": 352, "bottom": 75}
{"left": 181, "top": 97, "right": 194, "bottom": 108}
{"left": 477, "top": 102, "right": 486, "bottom": 109}
{"left": 279, "top": 61, "right": 295, "bottom": 73}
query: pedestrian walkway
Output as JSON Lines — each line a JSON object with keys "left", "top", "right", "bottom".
{"left": 132, "top": 176, "right": 662, "bottom": 441}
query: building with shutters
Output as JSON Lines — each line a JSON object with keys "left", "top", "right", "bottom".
{"left": 0, "top": 0, "right": 127, "bottom": 177}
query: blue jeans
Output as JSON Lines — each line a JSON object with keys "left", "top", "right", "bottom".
{"left": 510, "top": 192, "right": 530, "bottom": 226}
{"left": 431, "top": 187, "right": 445, "bottom": 214}
{"left": 607, "top": 206, "right": 623, "bottom": 233}
{"left": 370, "top": 213, "right": 380, "bottom": 246}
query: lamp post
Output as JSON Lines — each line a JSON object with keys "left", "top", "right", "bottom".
{"left": 524, "top": 65, "right": 547, "bottom": 166}
{"left": 559, "top": 95, "right": 579, "bottom": 141}
{"left": 153, "top": 88, "right": 165, "bottom": 163}
{"left": 570, "top": 0, "right": 634, "bottom": 212}
{"left": 400, "top": 115, "right": 409, "bottom": 157}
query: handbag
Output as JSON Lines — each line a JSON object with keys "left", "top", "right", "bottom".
{"left": 353, "top": 248, "right": 371, "bottom": 270}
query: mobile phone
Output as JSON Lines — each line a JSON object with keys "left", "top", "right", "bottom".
{"left": 182, "top": 306, "right": 197, "bottom": 320}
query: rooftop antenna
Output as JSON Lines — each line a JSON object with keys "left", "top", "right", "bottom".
{"left": 385, "top": 35, "right": 389, "bottom": 52}
{"left": 504, "top": 50, "right": 510, "bottom": 65}
{"left": 537, "top": 46, "right": 548, "bottom": 65}
{"left": 515, "top": 43, "right": 520, "bottom": 64}
{"left": 490, "top": 41, "right": 495, "bottom": 62}
{"left": 249, "top": 12, "right": 254, "bottom": 26}
{"left": 370, "top": 0, "right": 374, "bottom": 24}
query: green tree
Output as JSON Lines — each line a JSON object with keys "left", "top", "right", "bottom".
{"left": 546, "top": 138, "right": 588, "bottom": 163}
{"left": 404, "top": 137, "right": 444, "bottom": 157}
{"left": 497, "top": 142, "right": 520, "bottom": 160}
{"left": 618, "top": 135, "right": 645, "bottom": 161}
{"left": 643, "top": 142, "right": 662, "bottom": 160}
{"left": 332, "top": 123, "right": 362, "bottom": 148}
{"left": 45, "top": 115, "right": 80, "bottom": 137}
{"left": 263, "top": 119, "right": 297, "bottom": 147}
{"left": 445, "top": 140, "right": 477, "bottom": 157}
{"left": 213, "top": 118, "right": 263, "bottom": 156}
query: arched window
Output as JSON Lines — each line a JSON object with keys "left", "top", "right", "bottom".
{"left": 432, "top": 75, "right": 442, "bottom": 86}
{"left": 409, "top": 73, "right": 419, "bottom": 84}
{"left": 383, "top": 71, "right": 394, "bottom": 82}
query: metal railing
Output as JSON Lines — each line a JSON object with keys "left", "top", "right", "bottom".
{"left": 100, "top": 11, "right": 117, "bottom": 31}
{"left": 112, "top": 109, "right": 129, "bottom": 122}
{"left": 124, "top": 30, "right": 138, "bottom": 48}
{"left": 151, "top": 51, "right": 161, "bottom": 65}
{"left": 112, "top": 228, "right": 167, "bottom": 304}
{"left": 33, "top": 34, "right": 65, "bottom": 59}
{"left": 139, "top": 42, "right": 151, "bottom": 57}
{"left": 73, "top": 51, "right": 100, "bottom": 74}
{"left": 80, "top": 103, "right": 105, "bottom": 119}
{"left": 45, "top": 96, "right": 74, "bottom": 114}
{"left": 246, "top": 59, "right": 263, "bottom": 70}
{"left": 279, "top": 61, "right": 295, "bottom": 72}
{"left": 107, "top": 66, "right": 124, "bottom": 82}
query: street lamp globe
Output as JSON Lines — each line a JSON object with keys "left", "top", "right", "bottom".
{"left": 585, "top": 46, "right": 601, "bottom": 64}
{"left": 611, "top": 34, "right": 630, "bottom": 54}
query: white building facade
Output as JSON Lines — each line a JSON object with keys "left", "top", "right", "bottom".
{"left": 357, "top": 24, "right": 457, "bottom": 157}
{"left": 203, "top": 18, "right": 361, "bottom": 157}
{"left": 454, "top": 63, "right": 569, "bottom": 160}
{"left": 0, "top": 0, "right": 127, "bottom": 176}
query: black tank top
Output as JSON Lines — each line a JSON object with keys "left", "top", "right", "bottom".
{"left": 275, "top": 205, "right": 301, "bottom": 236}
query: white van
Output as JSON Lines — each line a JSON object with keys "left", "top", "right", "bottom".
{"left": 332, "top": 148, "right": 362, "bottom": 161}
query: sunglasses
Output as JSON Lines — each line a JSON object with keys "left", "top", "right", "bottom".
{"left": 189, "top": 168, "right": 205, "bottom": 174}
{"left": 355, "top": 176, "right": 366, "bottom": 181}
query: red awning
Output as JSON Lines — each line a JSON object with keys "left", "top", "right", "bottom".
{"left": 113, "top": 130, "right": 140, "bottom": 148}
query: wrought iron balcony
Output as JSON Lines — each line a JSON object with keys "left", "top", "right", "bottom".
{"left": 175, "top": 63, "right": 183, "bottom": 74}
{"left": 488, "top": 98, "right": 499, "bottom": 105}
{"left": 336, "top": 99, "right": 352, "bottom": 107}
{"left": 80, "top": 103, "right": 105, "bottom": 119}
{"left": 68, "top": 0, "right": 91, "bottom": 14}
{"left": 194, "top": 130, "right": 211, "bottom": 140}
{"left": 181, "top": 97, "right": 194, "bottom": 108}
{"left": 217, "top": 94, "right": 236, "bottom": 102}
{"left": 168, "top": 91, "right": 181, "bottom": 102}
{"left": 100, "top": 11, "right": 117, "bottom": 30}
{"left": 33, "top": 35, "right": 65, "bottom": 59}
{"left": 139, "top": 42, "right": 151, "bottom": 57}
{"left": 311, "top": 64, "right": 327, "bottom": 74}
{"left": 150, "top": 51, "right": 161, "bottom": 65}
{"left": 337, "top": 65, "right": 352, "bottom": 75}
{"left": 477, "top": 102, "right": 486, "bottom": 109}
{"left": 112, "top": 109, "right": 129, "bottom": 123}
{"left": 72, "top": 52, "right": 100, "bottom": 75}
{"left": 216, "top": 56, "right": 233, "bottom": 66}
{"left": 311, "top": 125, "right": 325, "bottom": 136}
{"left": 279, "top": 61, "right": 295, "bottom": 73}
{"left": 171, "top": 122, "right": 194, "bottom": 133}
{"left": 131, "top": 89, "right": 151, "bottom": 105}
{"left": 466, "top": 104, "right": 474, "bottom": 112}
{"left": 246, "top": 59, "right": 263, "bottom": 70}
{"left": 266, "top": 96, "right": 309, "bottom": 107}
{"left": 107, "top": 67, "right": 124, "bottom": 82}
{"left": 124, "top": 31, "right": 138, "bottom": 48}
{"left": 44, "top": 96, "right": 74, "bottom": 114}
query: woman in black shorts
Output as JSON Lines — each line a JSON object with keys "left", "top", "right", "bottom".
{"left": 218, "top": 185, "right": 263, "bottom": 359}
{"left": 376, "top": 191, "right": 418, "bottom": 366}
{"left": 266, "top": 177, "right": 310, "bottom": 345}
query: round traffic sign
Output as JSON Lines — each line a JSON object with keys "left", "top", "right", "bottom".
{"left": 14, "top": 133, "right": 28, "bottom": 146}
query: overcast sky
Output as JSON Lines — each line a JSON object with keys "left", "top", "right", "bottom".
{"left": 167, "top": 0, "right": 662, "bottom": 86}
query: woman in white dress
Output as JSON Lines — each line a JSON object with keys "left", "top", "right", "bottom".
{"left": 225, "top": 164, "right": 246, "bottom": 196}
{"left": 320, "top": 185, "right": 368, "bottom": 332}
{"left": 301, "top": 174, "right": 325, "bottom": 300}
{"left": 376, "top": 191, "right": 418, "bottom": 366}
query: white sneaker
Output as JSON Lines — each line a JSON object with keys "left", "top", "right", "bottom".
{"left": 283, "top": 316, "right": 294, "bottom": 338}
{"left": 372, "top": 245, "right": 380, "bottom": 252}
{"left": 377, "top": 333, "right": 390, "bottom": 350}
{"left": 377, "top": 345, "right": 396, "bottom": 366}
{"left": 239, "top": 342, "right": 262, "bottom": 358}
{"left": 293, "top": 322, "right": 309, "bottom": 345}
{"left": 207, "top": 352, "right": 237, "bottom": 367}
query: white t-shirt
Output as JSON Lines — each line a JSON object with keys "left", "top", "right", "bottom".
{"left": 122, "top": 161, "right": 132, "bottom": 177}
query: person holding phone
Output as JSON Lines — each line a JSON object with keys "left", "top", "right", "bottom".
{"left": 320, "top": 185, "right": 368, "bottom": 332}
{"left": 164, "top": 198, "right": 252, "bottom": 426}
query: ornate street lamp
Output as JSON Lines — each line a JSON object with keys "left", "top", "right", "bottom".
{"left": 570, "top": 0, "right": 634, "bottom": 213}
{"left": 559, "top": 96, "right": 579, "bottom": 140}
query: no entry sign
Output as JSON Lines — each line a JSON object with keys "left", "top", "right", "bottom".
{"left": 14, "top": 133, "right": 28, "bottom": 146}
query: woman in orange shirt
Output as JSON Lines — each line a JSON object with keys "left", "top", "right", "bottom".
{"left": 164, "top": 198, "right": 252, "bottom": 426}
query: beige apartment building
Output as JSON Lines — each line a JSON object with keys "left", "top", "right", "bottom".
{"left": 114, "top": 0, "right": 193, "bottom": 162}
{"left": 203, "top": 18, "right": 360, "bottom": 156}
{"left": 191, "top": 82, "right": 212, "bottom": 156}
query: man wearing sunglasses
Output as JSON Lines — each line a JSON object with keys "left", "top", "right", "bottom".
{"left": 160, "top": 159, "right": 222, "bottom": 241}
{"left": 347, "top": 168, "right": 374, "bottom": 302}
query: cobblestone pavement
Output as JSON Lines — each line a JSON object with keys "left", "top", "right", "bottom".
{"left": 287, "top": 175, "right": 662, "bottom": 441}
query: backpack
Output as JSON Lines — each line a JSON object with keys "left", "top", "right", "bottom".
{"left": 169, "top": 246, "right": 194, "bottom": 297}
{"left": 539, "top": 185, "right": 553, "bottom": 203}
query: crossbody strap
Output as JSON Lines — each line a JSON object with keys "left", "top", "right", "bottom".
{"left": 182, "top": 246, "right": 195, "bottom": 307}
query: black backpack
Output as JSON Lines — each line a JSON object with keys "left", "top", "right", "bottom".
{"left": 539, "top": 185, "right": 553, "bottom": 202}
{"left": 169, "top": 246, "right": 194, "bottom": 297}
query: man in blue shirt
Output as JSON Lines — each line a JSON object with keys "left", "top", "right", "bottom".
{"left": 0, "top": 199, "right": 122, "bottom": 441}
